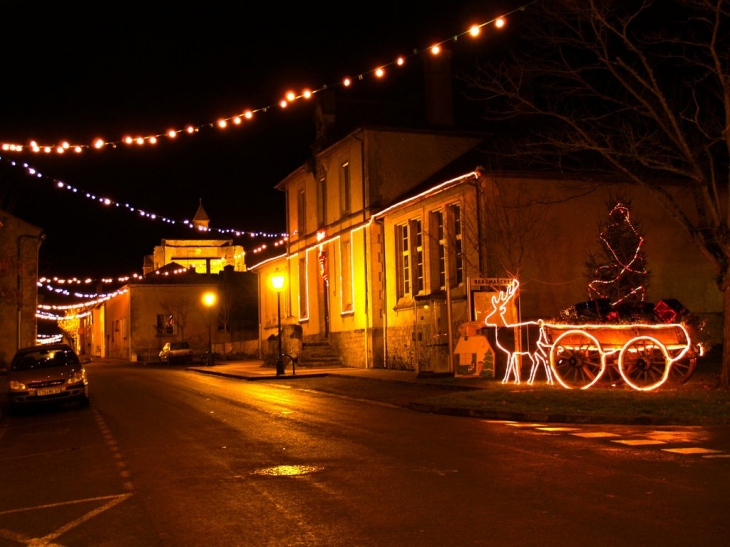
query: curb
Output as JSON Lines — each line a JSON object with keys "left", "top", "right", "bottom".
{"left": 407, "top": 402, "right": 667, "bottom": 425}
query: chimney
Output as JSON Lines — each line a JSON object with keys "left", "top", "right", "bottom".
{"left": 423, "top": 48, "right": 454, "bottom": 128}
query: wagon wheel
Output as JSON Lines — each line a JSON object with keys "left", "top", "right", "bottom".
{"left": 618, "top": 336, "right": 671, "bottom": 391}
{"left": 550, "top": 330, "right": 605, "bottom": 390}
{"left": 667, "top": 353, "right": 697, "bottom": 384}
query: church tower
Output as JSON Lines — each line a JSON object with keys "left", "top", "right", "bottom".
{"left": 192, "top": 199, "right": 210, "bottom": 231}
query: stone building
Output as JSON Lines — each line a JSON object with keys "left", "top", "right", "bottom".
{"left": 82, "top": 203, "right": 257, "bottom": 361}
{"left": 0, "top": 209, "right": 44, "bottom": 366}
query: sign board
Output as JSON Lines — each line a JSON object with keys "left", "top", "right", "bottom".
{"left": 467, "top": 277, "right": 516, "bottom": 323}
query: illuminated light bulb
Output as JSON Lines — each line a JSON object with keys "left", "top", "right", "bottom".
{"left": 44, "top": 146, "right": 51, "bottom": 153}
{"left": 186, "top": 126, "right": 194, "bottom": 134}
{"left": 233, "top": 116, "right": 242, "bottom": 124}
{"left": 495, "top": 17, "right": 505, "bottom": 28}
{"left": 244, "top": 110, "right": 253, "bottom": 119}
{"left": 167, "top": 130, "right": 176, "bottom": 138}
{"left": 136, "top": 137, "right": 144, "bottom": 145}
{"left": 124, "top": 136, "right": 133, "bottom": 144}
{"left": 469, "top": 25, "right": 481, "bottom": 37}
{"left": 286, "top": 91, "right": 296, "bottom": 101}
{"left": 61, "top": 141, "right": 70, "bottom": 149}
{"left": 30, "top": 140, "right": 38, "bottom": 148}
{"left": 218, "top": 119, "right": 227, "bottom": 128}
{"left": 343, "top": 77, "right": 351, "bottom": 86}
{"left": 396, "top": 57, "right": 405, "bottom": 66}
{"left": 32, "top": 145, "right": 40, "bottom": 152}
{"left": 56, "top": 146, "right": 64, "bottom": 154}
{"left": 2, "top": 144, "right": 9, "bottom": 151}
{"left": 94, "top": 139, "right": 104, "bottom": 149}
{"left": 302, "top": 89, "right": 312, "bottom": 99}
{"left": 103, "top": 198, "right": 111, "bottom": 205}
{"left": 431, "top": 45, "right": 441, "bottom": 55}
{"left": 56, "top": 182, "right": 64, "bottom": 188}
{"left": 74, "top": 146, "right": 82, "bottom": 153}
{"left": 375, "top": 67, "right": 385, "bottom": 78}
{"left": 280, "top": 99, "right": 288, "bottom": 108}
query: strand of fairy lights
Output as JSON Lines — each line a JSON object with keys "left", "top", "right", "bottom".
{"left": 587, "top": 202, "right": 647, "bottom": 306}
{"left": 0, "top": 5, "right": 531, "bottom": 155}
{"left": 0, "top": 156, "right": 289, "bottom": 239}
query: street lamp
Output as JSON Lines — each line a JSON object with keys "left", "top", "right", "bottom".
{"left": 202, "top": 291, "right": 216, "bottom": 366}
{"left": 270, "top": 271, "right": 286, "bottom": 375}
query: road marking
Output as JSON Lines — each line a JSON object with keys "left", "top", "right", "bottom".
{"left": 612, "top": 439, "right": 667, "bottom": 446}
{"left": 0, "top": 493, "right": 133, "bottom": 547}
{"left": 537, "top": 427, "right": 582, "bottom": 432}
{"left": 505, "top": 423, "right": 546, "bottom": 428}
{"left": 661, "top": 447, "right": 722, "bottom": 455}
{"left": 572, "top": 432, "right": 620, "bottom": 438}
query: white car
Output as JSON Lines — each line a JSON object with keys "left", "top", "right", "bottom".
{"left": 159, "top": 341, "right": 194, "bottom": 364}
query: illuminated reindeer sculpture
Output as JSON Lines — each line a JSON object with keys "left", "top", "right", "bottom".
{"left": 483, "top": 279, "right": 553, "bottom": 386}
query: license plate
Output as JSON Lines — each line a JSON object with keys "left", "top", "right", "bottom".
{"left": 36, "top": 388, "right": 62, "bottom": 396}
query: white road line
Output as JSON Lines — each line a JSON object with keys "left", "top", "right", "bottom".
{"left": 661, "top": 447, "right": 723, "bottom": 455}
{"left": 572, "top": 432, "right": 620, "bottom": 438}
{"left": 612, "top": 439, "right": 667, "bottom": 446}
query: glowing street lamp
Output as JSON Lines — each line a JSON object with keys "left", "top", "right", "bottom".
{"left": 270, "top": 271, "right": 286, "bottom": 375}
{"left": 202, "top": 291, "right": 216, "bottom": 366}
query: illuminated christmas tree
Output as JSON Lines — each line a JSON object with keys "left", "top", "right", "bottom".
{"left": 586, "top": 198, "right": 651, "bottom": 306}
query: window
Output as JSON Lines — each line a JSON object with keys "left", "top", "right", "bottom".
{"left": 297, "top": 188, "right": 306, "bottom": 237}
{"left": 298, "top": 256, "right": 308, "bottom": 319}
{"left": 340, "top": 161, "right": 351, "bottom": 215}
{"left": 340, "top": 238, "right": 353, "bottom": 312}
{"left": 413, "top": 219, "right": 424, "bottom": 293}
{"left": 433, "top": 210, "right": 447, "bottom": 289}
{"left": 451, "top": 204, "right": 464, "bottom": 285}
{"left": 318, "top": 177, "right": 327, "bottom": 228}
{"left": 397, "top": 224, "right": 410, "bottom": 298}
{"left": 156, "top": 314, "right": 174, "bottom": 336}
{"left": 396, "top": 219, "right": 423, "bottom": 298}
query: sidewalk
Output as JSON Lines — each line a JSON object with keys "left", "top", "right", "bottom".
{"left": 186, "top": 359, "right": 491, "bottom": 390}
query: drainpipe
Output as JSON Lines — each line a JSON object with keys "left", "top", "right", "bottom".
{"left": 375, "top": 217, "right": 387, "bottom": 367}
{"left": 356, "top": 130, "right": 372, "bottom": 368}
{"left": 16, "top": 233, "right": 45, "bottom": 350}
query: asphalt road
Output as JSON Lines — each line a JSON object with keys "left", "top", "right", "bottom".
{"left": 0, "top": 361, "right": 728, "bottom": 546}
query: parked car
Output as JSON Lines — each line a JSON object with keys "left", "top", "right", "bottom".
{"left": 159, "top": 341, "right": 194, "bottom": 364}
{"left": 2, "top": 343, "right": 90, "bottom": 410}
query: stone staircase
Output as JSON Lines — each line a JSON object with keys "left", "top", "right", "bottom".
{"left": 298, "top": 339, "right": 342, "bottom": 368}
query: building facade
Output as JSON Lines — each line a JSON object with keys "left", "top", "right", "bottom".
{"left": 256, "top": 142, "right": 723, "bottom": 373}
{"left": 82, "top": 203, "right": 257, "bottom": 361}
{"left": 0, "top": 209, "right": 44, "bottom": 366}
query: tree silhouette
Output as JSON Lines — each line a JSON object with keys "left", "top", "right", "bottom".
{"left": 464, "top": 0, "right": 730, "bottom": 386}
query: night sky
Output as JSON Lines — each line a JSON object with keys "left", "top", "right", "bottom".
{"left": 0, "top": 1, "right": 524, "bottom": 287}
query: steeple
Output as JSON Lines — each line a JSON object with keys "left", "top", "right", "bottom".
{"left": 192, "top": 199, "right": 210, "bottom": 231}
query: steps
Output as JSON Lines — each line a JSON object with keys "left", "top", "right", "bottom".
{"left": 298, "top": 339, "right": 342, "bottom": 368}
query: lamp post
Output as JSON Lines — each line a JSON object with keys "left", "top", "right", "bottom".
{"left": 270, "top": 271, "right": 286, "bottom": 375}
{"left": 202, "top": 291, "right": 216, "bottom": 366}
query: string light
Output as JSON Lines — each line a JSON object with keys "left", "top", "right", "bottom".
{"left": 0, "top": 4, "right": 529, "bottom": 155}
{"left": 588, "top": 202, "right": 647, "bottom": 306}
{"left": 0, "top": 155, "right": 289, "bottom": 239}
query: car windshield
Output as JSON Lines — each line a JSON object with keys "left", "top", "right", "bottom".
{"left": 11, "top": 349, "right": 80, "bottom": 371}
{"left": 171, "top": 343, "right": 189, "bottom": 350}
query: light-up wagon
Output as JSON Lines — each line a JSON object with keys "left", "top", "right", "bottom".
{"left": 542, "top": 322, "right": 697, "bottom": 391}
